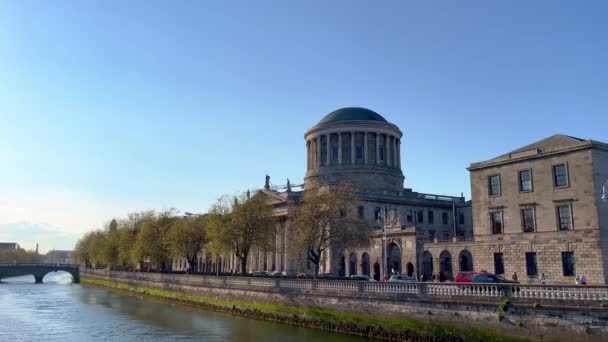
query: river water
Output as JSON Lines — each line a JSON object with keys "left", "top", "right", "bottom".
{"left": 0, "top": 273, "right": 369, "bottom": 342}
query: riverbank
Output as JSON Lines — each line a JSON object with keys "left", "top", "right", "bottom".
{"left": 82, "top": 277, "right": 528, "bottom": 342}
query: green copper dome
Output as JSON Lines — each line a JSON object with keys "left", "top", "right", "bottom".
{"left": 319, "top": 107, "right": 388, "bottom": 124}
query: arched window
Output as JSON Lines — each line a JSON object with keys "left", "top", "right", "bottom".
{"left": 361, "top": 253, "right": 370, "bottom": 276}
{"left": 459, "top": 250, "right": 473, "bottom": 272}
{"left": 349, "top": 253, "right": 357, "bottom": 276}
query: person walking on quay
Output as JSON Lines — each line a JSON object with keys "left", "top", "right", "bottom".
{"left": 539, "top": 273, "right": 546, "bottom": 285}
{"left": 512, "top": 272, "right": 518, "bottom": 282}
{"left": 575, "top": 275, "right": 580, "bottom": 285}
{"left": 580, "top": 275, "right": 587, "bottom": 285}
{"left": 432, "top": 273, "right": 436, "bottom": 282}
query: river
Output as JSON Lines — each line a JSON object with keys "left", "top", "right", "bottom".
{"left": 0, "top": 273, "right": 369, "bottom": 342}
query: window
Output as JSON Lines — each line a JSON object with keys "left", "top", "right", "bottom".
{"left": 406, "top": 210, "right": 413, "bottom": 223}
{"left": 488, "top": 175, "right": 501, "bottom": 196}
{"left": 494, "top": 253, "right": 504, "bottom": 275}
{"left": 417, "top": 211, "right": 424, "bottom": 223}
{"left": 355, "top": 146, "right": 363, "bottom": 160}
{"left": 458, "top": 213, "right": 465, "bottom": 225}
{"left": 429, "top": 230, "right": 435, "bottom": 240}
{"left": 374, "top": 207, "right": 381, "bottom": 221}
{"left": 526, "top": 252, "right": 537, "bottom": 276}
{"left": 358, "top": 206, "right": 364, "bottom": 219}
{"left": 428, "top": 211, "right": 434, "bottom": 224}
{"left": 379, "top": 147, "right": 384, "bottom": 161}
{"left": 332, "top": 146, "right": 339, "bottom": 161}
{"left": 519, "top": 170, "right": 532, "bottom": 192}
{"left": 442, "top": 212, "right": 448, "bottom": 225}
{"left": 557, "top": 205, "right": 573, "bottom": 231}
{"left": 562, "top": 252, "right": 575, "bottom": 276}
{"left": 490, "top": 211, "right": 503, "bottom": 234}
{"left": 521, "top": 208, "right": 535, "bottom": 233}
{"left": 553, "top": 164, "right": 568, "bottom": 188}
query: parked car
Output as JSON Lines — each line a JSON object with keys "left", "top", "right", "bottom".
{"left": 472, "top": 273, "right": 519, "bottom": 284}
{"left": 455, "top": 271, "right": 483, "bottom": 283}
{"left": 270, "top": 271, "right": 283, "bottom": 278}
{"left": 251, "top": 271, "right": 268, "bottom": 277}
{"left": 317, "top": 273, "right": 338, "bottom": 279}
{"left": 349, "top": 274, "right": 377, "bottom": 281}
{"left": 388, "top": 274, "right": 416, "bottom": 283}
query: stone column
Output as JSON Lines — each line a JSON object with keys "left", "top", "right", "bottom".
{"left": 338, "top": 133, "right": 342, "bottom": 164}
{"left": 316, "top": 136, "right": 321, "bottom": 168}
{"left": 398, "top": 139, "right": 402, "bottom": 169}
{"left": 326, "top": 133, "right": 331, "bottom": 166}
{"left": 350, "top": 131, "right": 355, "bottom": 164}
{"left": 306, "top": 141, "right": 310, "bottom": 170}
{"left": 363, "top": 132, "right": 368, "bottom": 164}
{"left": 376, "top": 133, "right": 380, "bottom": 165}
{"left": 386, "top": 135, "right": 391, "bottom": 167}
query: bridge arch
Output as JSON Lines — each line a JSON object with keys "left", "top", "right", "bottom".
{"left": 0, "top": 264, "right": 80, "bottom": 284}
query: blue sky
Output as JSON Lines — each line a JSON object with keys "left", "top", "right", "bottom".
{"left": 0, "top": 1, "right": 606, "bottom": 252}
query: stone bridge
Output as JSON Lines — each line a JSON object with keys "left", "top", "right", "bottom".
{"left": 0, "top": 263, "right": 80, "bottom": 283}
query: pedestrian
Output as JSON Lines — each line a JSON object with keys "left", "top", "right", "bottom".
{"left": 512, "top": 272, "right": 518, "bottom": 282}
{"left": 383, "top": 274, "right": 389, "bottom": 282}
{"left": 575, "top": 275, "right": 580, "bottom": 285}
{"left": 539, "top": 273, "right": 546, "bottom": 285}
{"left": 580, "top": 275, "right": 587, "bottom": 285}
{"left": 432, "top": 273, "right": 436, "bottom": 282}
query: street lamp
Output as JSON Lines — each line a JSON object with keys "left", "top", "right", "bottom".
{"left": 602, "top": 179, "right": 608, "bottom": 202}
{"left": 376, "top": 208, "right": 388, "bottom": 279}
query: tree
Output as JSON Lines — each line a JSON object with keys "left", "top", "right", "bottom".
{"left": 290, "top": 184, "right": 370, "bottom": 277}
{"left": 207, "top": 193, "right": 276, "bottom": 275}
{"left": 132, "top": 210, "right": 177, "bottom": 272}
{"left": 168, "top": 215, "right": 207, "bottom": 274}
{"left": 102, "top": 219, "right": 119, "bottom": 269}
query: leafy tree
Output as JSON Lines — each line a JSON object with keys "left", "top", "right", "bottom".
{"left": 102, "top": 219, "right": 120, "bottom": 269}
{"left": 132, "top": 210, "right": 177, "bottom": 272}
{"left": 168, "top": 215, "right": 207, "bottom": 273}
{"left": 207, "top": 193, "right": 276, "bottom": 275}
{"left": 290, "top": 185, "right": 370, "bottom": 277}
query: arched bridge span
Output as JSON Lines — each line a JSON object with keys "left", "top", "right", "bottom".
{"left": 0, "top": 263, "right": 80, "bottom": 284}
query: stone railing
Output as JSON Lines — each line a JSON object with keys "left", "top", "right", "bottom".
{"left": 81, "top": 269, "right": 608, "bottom": 304}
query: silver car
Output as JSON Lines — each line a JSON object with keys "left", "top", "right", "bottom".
{"left": 388, "top": 274, "right": 416, "bottom": 283}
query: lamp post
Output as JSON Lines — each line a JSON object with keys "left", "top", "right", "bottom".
{"left": 377, "top": 208, "right": 388, "bottom": 278}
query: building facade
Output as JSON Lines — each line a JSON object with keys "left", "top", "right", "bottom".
{"left": 173, "top": 108, "right": 607, "bottom": 284}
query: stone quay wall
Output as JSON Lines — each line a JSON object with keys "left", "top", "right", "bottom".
{"left": 82, "top": 269, "right": 608, "bottom": 341}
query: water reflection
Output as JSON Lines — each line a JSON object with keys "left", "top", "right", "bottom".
{"left": 0, "top": 280, "right": 369, "bottom": 342}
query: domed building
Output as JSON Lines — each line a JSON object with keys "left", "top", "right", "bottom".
{"left": 303, "top": 107, "right": 404, "bottom": 193}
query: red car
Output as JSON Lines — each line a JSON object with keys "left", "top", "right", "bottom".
{"left": 455, "top": 271, "right": 483, "bottom": 283}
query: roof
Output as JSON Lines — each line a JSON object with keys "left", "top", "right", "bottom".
{"left": 469, "top": 134, "right": 595, "bottom": 170}
{"left": 318, "top": 107, "right": 388, "bottom": 124}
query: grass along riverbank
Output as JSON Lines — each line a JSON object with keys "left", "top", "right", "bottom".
{"left": 81, "top": 277, "right": 530, "bottom": 342}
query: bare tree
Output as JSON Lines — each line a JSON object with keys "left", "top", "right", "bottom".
{"left": 290, "top": 184, "right": 370, "bottom": 277}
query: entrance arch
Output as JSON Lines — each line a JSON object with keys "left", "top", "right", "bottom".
{"left": 348, "top": 253, "right": 357, "bottom": 276}
{"left": 439, "top": 251, "right": 453, "bottom": 281}
{"left": 406, "top": 262, "right": 414, "bottom": 277}
{"left": 373, "top": 262, "right": 381, "bottom": 281}
{"left": 361, "top": 253, "right": 370, "bottom": 277}
{"left": 422, "top": 251, "right": 433, "bottom": 281}
{"left": 459, "top": 250, "right": 473, "bottom": 272}
{"left": 387, "top": 243, "right": 401, "bottom": 275}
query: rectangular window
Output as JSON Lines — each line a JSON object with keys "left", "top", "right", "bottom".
{"left": 488, "top": 174, "right": 501, "bottom": 196}
{"left": 562, "top": 252, "right": 575, "bottom": 276}
{"left": 553, "top": 164, "right": 568, "bottom": 188}
{"left": 356, "top": 146, "right": 363, "bottom": 160}
{"left": 374, "top": 207, "right": 381, "bottom": 221}
{"left": 406, "top": 210, "right": 413, "bottom": 223}
{"left": 417, "top": 210, "right": 424, "bottom": 223}
{"left": 522, "top": 208, "right": 535, "bottom": 233}
{"left": 494, "top": 253, "right": 505, "bottom": 275}
{"left": 428, "top": 211, "right": 434, "bottom": 224}
{"left": 519, "top": 169, "right": 532, "bottom": 192}
{"left": 459, "top": 213, "right": 465, "bottom": 225}
{"left": 442, "top": 212, "right": 448, "bottom": 225}
{"left": 526, "top": 252, "right": 537, "bottom": 276}
{"left": 358, "top": 206, "right": 364, "bottom": 219}
{"left": 490, "top": 211, "right": 503, "bottom": 234}
{"left": 332, "top": 146, "right": 339, "bottom": 161}
{"left": 557, "top": 205, "right": 573, "bottom": 231}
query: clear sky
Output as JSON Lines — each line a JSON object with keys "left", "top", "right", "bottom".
{"left": 0, "top": 1, "right": 606, "bottom": 253}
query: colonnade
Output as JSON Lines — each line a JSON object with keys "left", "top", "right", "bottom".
{"left": 306, "top": 131, "right": 401, "bottom": 170}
